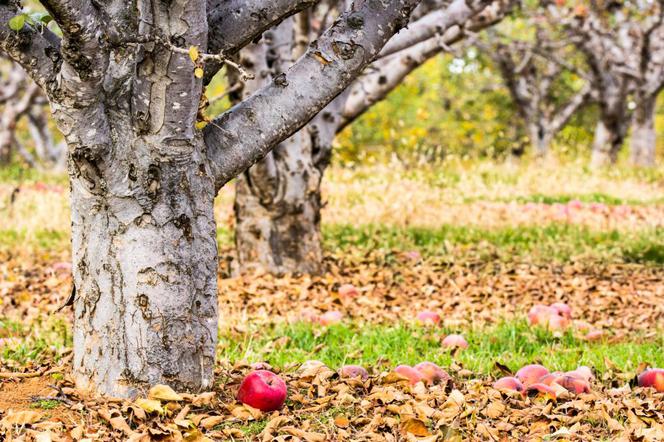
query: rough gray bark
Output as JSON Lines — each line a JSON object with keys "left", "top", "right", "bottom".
{"left": 232, "top": 0, "right": 513, "bottom": 275}
{"left": 629, "top": 94, "right": 657, "bottom": 167}
{"left": 1, "top": 0, "right": 421, "bottom": 397}
{"left": 232, "top": 19, "right": 327, "bottom": 275}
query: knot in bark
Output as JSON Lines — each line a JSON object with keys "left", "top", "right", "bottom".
{"left": 347, "top": 13, "right": 365, "bottom": 29}
{"left": 273, "top": 73, "right": 289, "bottom": 88}
{"left": 332, "top": 41, "right": 358, "bottom": 60}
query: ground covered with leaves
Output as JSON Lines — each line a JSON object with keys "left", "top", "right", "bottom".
{"left": 0, "top": 162, "right": 663, "bottom": 441}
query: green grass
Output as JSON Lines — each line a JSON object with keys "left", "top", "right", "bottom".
{"left": 4, "top": 221, "right": 661, "bottom": 264}
{"left": 219, "top": 321, "right": 664, "bottom": 377}
{"left": 321, "top": 223, "right": 664, "bottom": 264}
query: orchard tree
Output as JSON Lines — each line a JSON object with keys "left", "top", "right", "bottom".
{"left": 550, "top": 0, "right": 663, "bottom": 166}
{"left": 475, "top": 22, "right": 594, "bottom": 157}
{"left": 0, "top": 0, "right": 424, "bottom": 397}
{"left": 232, "top": 0, "right": 515, "bottom": 275}
{"left": 0, "top": 58, "right": 63, "bottom": 167}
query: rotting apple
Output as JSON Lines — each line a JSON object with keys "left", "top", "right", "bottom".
{"left": 550, "top": 302, "right": 572, "bottom": 319}
{"left": 414, "top": 362, "right": 450, "bottom": 385}
{"left": 338, "top": 284, "right": 359, "bottom": 299}
{"left": 339, "top": 365, "right": 369, "bottom": 380}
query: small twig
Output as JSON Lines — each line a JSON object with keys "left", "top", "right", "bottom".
{"left": 109, "top": 34, "right": 254, "bottom": 80}
{"left": 0, "top": 367, "right": 47, "bottom": 379}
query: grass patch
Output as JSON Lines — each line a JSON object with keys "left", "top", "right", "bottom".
{"left": 322, "top": 223, "right": 664, "bottom": 264}
{"left": 219, "top": 320, "right": 664, "bottom": 377}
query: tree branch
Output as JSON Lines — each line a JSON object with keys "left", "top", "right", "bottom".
{"left": 339, "top": 0, "right": 512, "bottom": 130}
{"left": 204, "top": 0, "right": 319, "bottom": 82}
{"left": 378, "top": 0, "right": 494, "bottom": 58}
{"left": 204, "top": 0, "right": 422, "bottom": 190}
{"left": 0, "top": 5, "right": 61, "bottom": 90}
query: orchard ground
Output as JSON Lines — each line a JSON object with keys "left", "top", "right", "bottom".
{"left": 0, "top": 158, "right": 663, "bottom": 440}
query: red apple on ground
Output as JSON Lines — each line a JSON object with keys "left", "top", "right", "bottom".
{"left": 442, "top": 334, "right": 468, "bottom": 350}
{"left": 237, "top": 370, "right": 287, "bottom": 411}
{"left": 541, "top": 313, "right": 569, "bottom": 331}
{"left": 318, "top": 310, "right": 343, "bottom": 326}
{"left": 551, "top": 302, "right": 572, "bottom": 319}
{"left": 299, "top": 308, "right": 319, "bottom": 323}
{"left": 416, "top": 311, "right": 441, "bottom": 326}
{"left": 567, "top": 366, "right": 593, "bottom": 381}
{"left": 637, "top": 368, "right": 664, "bottom": 392}
{"left": 557, "top": 375, "right": 591, "bottom": 394}
{"left": 528, "top": 305, "right": 557, "bottom": 326}
{"left": 339, "top": 365, "right": 369, "bottom": 380}
{"left": 493, "top": 376, "right": 524, "bottom": 392}
{"left": 338, "top": 284, "right": 359, "bottom": 299}
{"left": 584, "top": 330, "right": 604, "bottom": 341}
{"left": 538, "top": 372, "right": 564, "bottom": 386}
{"left": 394, "top": 365, "right": 424, "bottom": 385}
{"left": 526, "top": 382, "right": 558, "bottom": 398}
{"left": 516, "top": 364, "right": 550, "bottom": 386}
{"left": 414, "top": 362, "right": 450, "bottom": 385}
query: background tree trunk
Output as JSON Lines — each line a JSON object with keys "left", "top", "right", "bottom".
{"left": 591, "top": 118, "right": 627, "bottom": 166}
{"left": 70, "top": 132, "right": 219, "bottom": 397}
{"left": 629, "top": 95, "right": 657, "bottom": 167}
{"left": 235, "top": 130, "right": 325, "bottom": 275}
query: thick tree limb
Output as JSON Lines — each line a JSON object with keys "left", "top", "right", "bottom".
{"left": 204, "top": 0, "right": 319, "bottom": 82}
{"left": 204, "top": 0, "right": 421, "bottom": 190}
{"left": 378, "top": 0, "right": 493, "bottom": 58}
{"left": 0, "top": 4, "right": 61, "bottom": 90}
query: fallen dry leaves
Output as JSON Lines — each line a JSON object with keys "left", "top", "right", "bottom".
{"left": 0, "top": 360, "right": 663, "bottom": 441}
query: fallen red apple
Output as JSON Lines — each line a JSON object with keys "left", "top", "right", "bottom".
{"left": 527, "top": 305, "right": 557, "bottom": 326}
{"left": 416, "top": 311, "right": 441, "bottom": 326}
{"left": 299, "top": 308, "right": 319, "bottom": 323}
{"left": 541, "top": 313, "right": 569, "bottom": 331}
{"left": 584, "top": 330, "right": 604, "bottom": 341}
{"left": 414, "top": 362, "right": 450, "bottom": 385}
{"left": 567, "top": 366, "right": 593, "bottom": 382}
{"left": 493, "top": 376, "right": 524, "bottom": 392}
{"left": 339, "top": 365, "right": 369, "bottom": 380}
{"left": 338, "top": 284, "right": 359, "bottom": 299}
{"left": 442, "top": 334, "right": 468, "bottom": 350}
{"left": 637, "top": 368, "right": 664, "bottom": 392}
{"left": 516, "top": 364, "right": 550, "bottom": 386}
{"left": 526, "top": 382, "right": 558, "bottom": 398}
{"left": 538, "top": 372, "right": 564, "bottom": 386}
{"left": 550, "top": 302, "right": 572, "bottom": 319}
{"left": 394, "top": 365, "right": 424, "bottom": 385}
{"left": 557, "top": 375, "right": 591, "bottom": 394}
{"left": 318, "top": 310, "right": 343, "bottom": 326}
{"left": 237, "top": 370, "right": 287, "bottom": 411}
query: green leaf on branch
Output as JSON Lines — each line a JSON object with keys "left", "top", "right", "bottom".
{"left": 8, "top": 14, "right": 26, "bottom": 32}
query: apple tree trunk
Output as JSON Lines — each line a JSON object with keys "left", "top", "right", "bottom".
{"left": 629, "top": 95, "right": 657, "bottom": 167}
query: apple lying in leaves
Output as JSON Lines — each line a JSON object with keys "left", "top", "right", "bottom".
{"left": 516, "top": 364, "right": 549, "bottom": 386}
{"left": 637, "top": 368, "right": 664, "bottom": 392}
{"left": 493, "top": 376, "right": 524, "bottom": 392}
{"left": 416, "top": 310, "right": 441, "bottom": 325}
{"left": 339, "top": 365, "right": 369, "bottom": 380}
{"left": 442, "top": 334, "right": 468, "bottom": 350}
{"left": 318, "top": 310, "right": 343, "bottom": 326}
{"left": 567, "top": 366, "right": 593, "bottom": 382}
{"left": 394, "top": 365, "right": 424, "bottom": 385}
{"left": 237, "top": 370, "right": 287, "bottom": 412}
{"left": 338, "top": 284, "right": 359, "bottom": 299}
{"left": 557, "top": 375, "right": 591, "bottom": 394}
{"left": 414, "top": 362, "right": 450, "bottom": 385}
